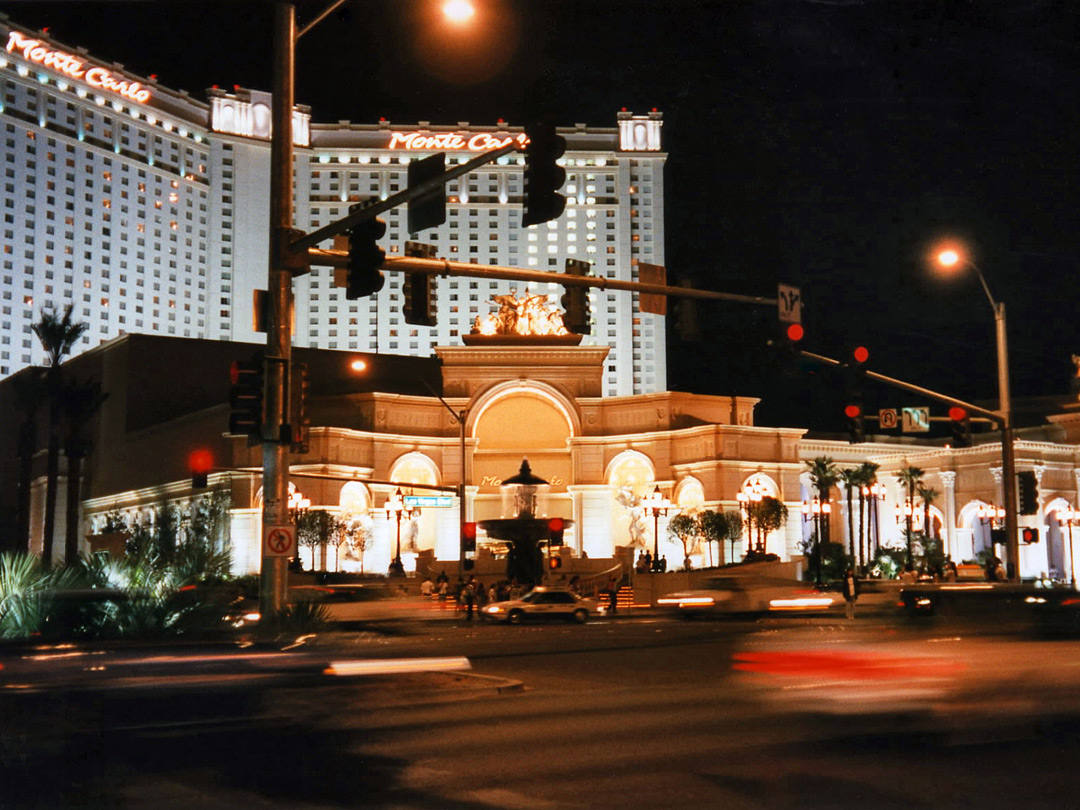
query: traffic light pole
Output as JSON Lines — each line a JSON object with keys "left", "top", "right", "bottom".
{"left": 261, "top": 1, "right": 297, "bottom": 621}
{"left": 801, "top": 347, "right": 1020, "bottom": 582}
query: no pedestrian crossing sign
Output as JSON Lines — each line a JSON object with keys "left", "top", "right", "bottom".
{"left": 263, "top": 524, "right": 296, "bottom": 557}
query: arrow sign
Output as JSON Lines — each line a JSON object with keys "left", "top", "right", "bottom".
{"left": 777, "top": 284, "right": 802, "bottom": 324}
{"left": 902, "top": 407, "right": 931, "bottom": 433}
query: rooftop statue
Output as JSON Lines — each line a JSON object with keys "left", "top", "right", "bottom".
{"left": 472, "top": 287, "right": 570, "bottom": 337}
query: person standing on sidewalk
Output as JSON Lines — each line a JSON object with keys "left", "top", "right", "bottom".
{"left": 843, "top": 568, "right": 860, "bottom": 619}
{"left": 606, "top": 576, "right": 619, "bottom": 615}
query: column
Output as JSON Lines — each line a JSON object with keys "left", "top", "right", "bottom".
{"left": 1035, "top": 464, "right": 1049, "bottom": 578}
{"left": 940, "top": 471, "right": 957, "bottom": 560}
{"left": 569, "top": 485, "right": 615, "bottom": 560}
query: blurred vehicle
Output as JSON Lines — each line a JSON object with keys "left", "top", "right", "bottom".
{"left": 656, "top": 575, "right": 836, "bottom": 618}
{"left": 480, "top": 587, "right": 598, "bottom": 624}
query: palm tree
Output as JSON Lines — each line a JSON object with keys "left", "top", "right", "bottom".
{"left": 917, "top": 485, "right": 939, "bottom": 541}
{"left": 12, "top": 369, "right": 48, "bottom": 555}
{"left": 61, "top": 380, "right": 108, "bottom": 564}
{"left": 896, "top": 465, "right": 925, "bottom": 569}
{"left": 31, "top": 305, "right": 89, "bottom": 567}
{"left": 839, "top": 467, "right": 859, "bottom": 563}
{"left": 857, "top": 461, "right": 880, "bottom": 570}
{"left": 804, "top": 457, "right": 839, "bottom": 584}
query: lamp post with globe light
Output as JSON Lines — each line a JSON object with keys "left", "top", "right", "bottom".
{"left": 935, "top": 246, "right": 1019, "bottom": 582}
{"left": 643, "top": 486, "right": 671, "bottom": 571}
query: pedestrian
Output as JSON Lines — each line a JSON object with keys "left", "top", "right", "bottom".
{"left": 606, "top": 576, "right": 619, "bottom": 615}
{"left": 843, "top": 568, "right": 860, "bottom": 620}
{"left": 463, "top": 576, "right": 477, "bottom": 620}
{"left": 420, "top": 576, "right": 435, "bottom": 598}
{"left": 994, "top": 557, "right": 1007, "bottom": 582}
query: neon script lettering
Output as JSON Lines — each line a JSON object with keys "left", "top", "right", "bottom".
{"left": 6, "top": 31, "right": 152, "bottom": 103}
{"left": 388, "top": 131, "right": 528, "bottom": 151}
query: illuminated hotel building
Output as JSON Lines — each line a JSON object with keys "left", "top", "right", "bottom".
{"left": 0, "top": 17, "right": 666, "bottom": 396}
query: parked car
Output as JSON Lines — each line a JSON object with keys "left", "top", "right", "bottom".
{"left": 656, "top": 575, "right": 836, "bottom": 618}
{"left": 480, "top": 587, "right": 598, "bottom": 624}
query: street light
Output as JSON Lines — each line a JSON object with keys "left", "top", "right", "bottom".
{"left": 643, "top": 486, "right": 671, "bottom": 572}
{"left": 935, "top": 245, "right": 1018, "bottom": 582}
{"left": 861, "top": 481, "right": 886, "bottom": 565}
{"left": 737, "top": 480, "right": 765, "bottom": 552}
{"left": 801, "top": 497, "right": 831, "bottom": 585}
{"left": 385, "top": 488, "right": 417, "bottom": 576}
{"left": 1054, "top": 507, "right": 1079, "bottom": 587}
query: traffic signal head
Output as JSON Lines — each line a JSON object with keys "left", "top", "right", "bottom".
{"left": 548, "top": 517, "right": 565, "bottom": 545}
{"left": 346, "top": 216, "right": 386, "bottom": 300}
{"left": 228, "top": 354, "right": 264, "bottom": 439}
{"left": 522, "top": 121, "right": 566, "bottom": 227}
{"left": 561, "top": 259, "right": 592, "bottom": 334}
{"left": 1018, "top": 471, "right": 1039, "bottom": 515}
{"left": 407, "top": 152, "right": 447, "bottom": 234}
{"left": 1021, "top": 527, "right": 1040, "bottom": 544}
{"left": 844, "top": 402, "right": 865, "bottom": 444}
{"left": 548, "top": 556, "right": 563, "bottom": 570}
{"left": 948, "top": 406, "right": 971, "bottom": 448}
{"left": 188, "top": 448, "right": 212, "bottom": 489}
{"left": 462, "top": 521, "right": 477, "bottom": 554}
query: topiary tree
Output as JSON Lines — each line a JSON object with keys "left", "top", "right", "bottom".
{"left": 700, "top": 509, "right": 744, "bottom": 566}
{"left": 747, "top": 496, "right": 788, "bottom": 554}
{"left": 667, "top": 512, "right": 700, "bottom": 571}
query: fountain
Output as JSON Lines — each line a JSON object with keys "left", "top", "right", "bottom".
{"left": 478, "top": 459, "right": 573, "bottom": 586}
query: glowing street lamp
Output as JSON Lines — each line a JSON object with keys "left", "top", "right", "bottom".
{"left": 801, "top": 497, "right": 832, "bottom": 585}
{"left": 443, "top": 0, "right": 475, "bottom": 24}
{"left": 643, "top": 486, "right": 671, "bottom": 572}
{"left": 934, "top": 243, "right": 1018, "bottom": 581}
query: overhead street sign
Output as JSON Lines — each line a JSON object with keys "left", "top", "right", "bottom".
{"left": 902, "top": 407, "right": 931, "bottom": 433}
{"left": 777, "top": 284, "right": 802, "bottom": 324}
{"left": 638, "top": 263, "right": 667, "bottom": 315}
{"left": 404, "top": 495, "right": 455, "bottom": 508}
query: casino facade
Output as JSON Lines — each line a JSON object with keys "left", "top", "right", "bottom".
{"left": 4, "top": 15, "right": 1080, "bottom": 587}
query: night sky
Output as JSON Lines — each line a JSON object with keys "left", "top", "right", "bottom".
{"left": 6, "top": 0, "right": 1080, "bottom": 432}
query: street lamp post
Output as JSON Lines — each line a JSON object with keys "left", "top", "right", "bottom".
{"left": 801, "top": 497, "right": 831, "bottom": 584}
{"left": 937, "top": 247, "right": 1018, "bottom": 581}
{"left": 385, "top": 488, "right": 416, "bottom": 576}
{"left": 644, "top": 486, "right": 671, "bottom": 572}
{"left": 1053, "top": 507, "right": 1078, "bottom": 587}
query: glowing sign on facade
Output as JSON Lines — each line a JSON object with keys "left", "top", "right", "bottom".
{"left": 5, "top": 30, "right": 152, "bottom": 103}
{"left": 387, "top": 131, "right": 527, "bottom": 152}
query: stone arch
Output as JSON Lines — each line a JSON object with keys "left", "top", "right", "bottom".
{"left": 606, "top": 449, "right": 656, "bottom": 493}
{"left": 467, "top": 380, "right": 580, "bottom": 442}
{"left": 1044, "top": 497, "right": 1072, "bottom": 580}
{"left": 388, "top": 452, "right": 441, "bottom": 488}
{"left": 339, "top": 481, "right": 372, "bottom": 515}
{"left": 674, "top": 476, "right": 706, "bottom": 512}
{"left": 741, "top": 472, "right": 779, "bottom": 499}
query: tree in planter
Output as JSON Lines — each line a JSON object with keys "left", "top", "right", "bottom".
{"left": 667, "top": 512, "right": 700, "bottom": 571}
{"left": 31, "top": 304, "right": 89, "bottom": 567}
{"left": 700, "top": 509, "right": 743, "bottom": 566}
{"left": 296, "top": 510, "right": 346, "bottom": 573}
{"left": 804, "top": 457, "right": 839, "bottom": 584}
{"left": 746, "top": 496, "right": 788, "bottom": 559}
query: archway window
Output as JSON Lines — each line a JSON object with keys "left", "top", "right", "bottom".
{"left": 339, "top": 481, "right": 371, "bottom": 516}
{"left": 389, "top": 453, "right": 440, "bottom": 489}
{"left": 675, "top": 477, "right": 705, "bottom": 513}
{"left": 607, "top": 450, "right": 655, "bottom": 498}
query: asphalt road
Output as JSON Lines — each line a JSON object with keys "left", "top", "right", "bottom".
{"left": 6, "top": 614, "right": 1080, "bottom": 809}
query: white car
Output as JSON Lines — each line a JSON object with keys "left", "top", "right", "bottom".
{"left": 656, "top": 575, "right": 836, "bottom": 618}
{"left": 480, "top": 587, "right": 599, "bottom": 624}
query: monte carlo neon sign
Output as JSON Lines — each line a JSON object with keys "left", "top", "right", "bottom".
{"left": 388, "top": 131, "right": 527, "bottom": 152}
{"left": 6, "top": 31, "right": 152, "bottom": 104}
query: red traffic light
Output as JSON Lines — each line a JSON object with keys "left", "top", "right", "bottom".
{"left": 547, "top": 517, "right": 564, "bottom": 533}
{"left": 844, "top": 404, "right": 862, "bottom": 419}
{"left": 462, "top": 521, "right": 477, "bottom": 540}
{"left": 852, "top": 346, "right": 869, "bottom": 364}
{"left": 785, "top": 323, "right": 804, "bottom": 342}
{"left": 949, "top": 406, "right": 968, "bottom": 421}
{"left": 188, "top": 448, "right": 213, "bottom": 475}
